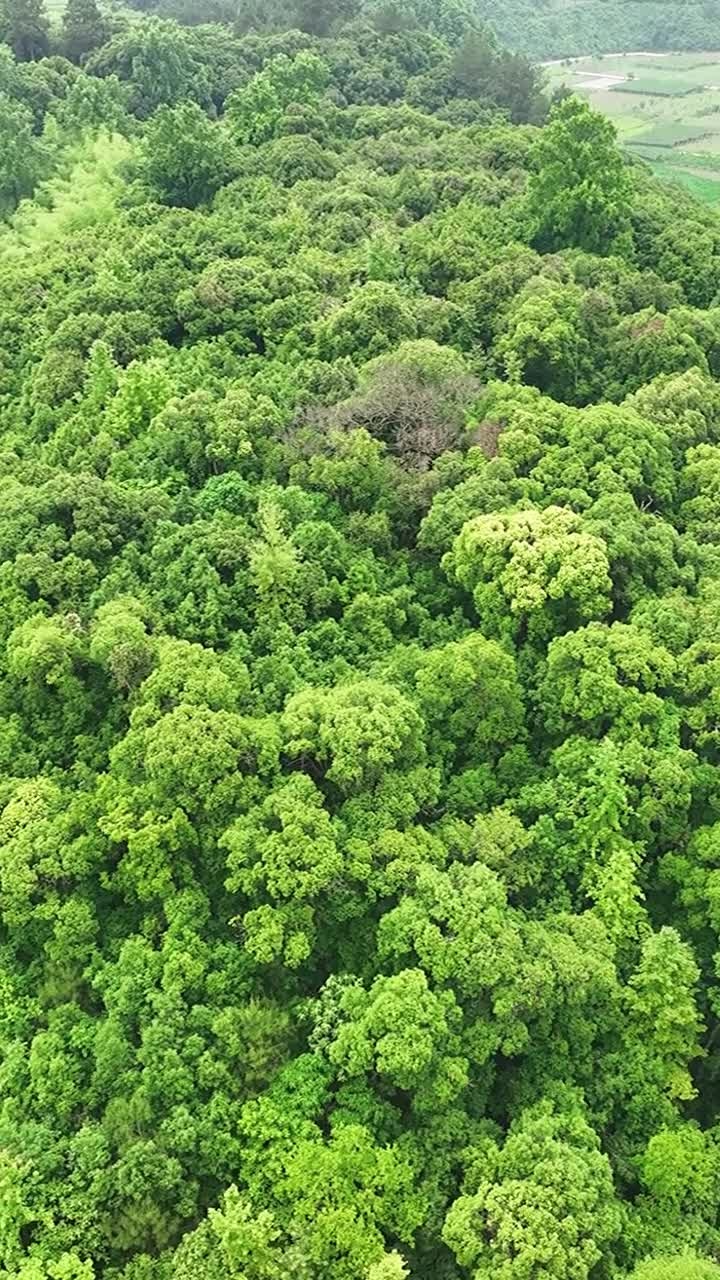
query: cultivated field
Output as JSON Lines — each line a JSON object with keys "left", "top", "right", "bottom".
{"left": 543, "top": 51, "right": 720, "bottom": 204}
{"left": 611, "top": 74, "right": 699, "bottom": 95}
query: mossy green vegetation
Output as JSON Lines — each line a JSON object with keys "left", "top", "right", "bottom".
{"left": 1, "top": 1, "right": 720, "bottom": 1278}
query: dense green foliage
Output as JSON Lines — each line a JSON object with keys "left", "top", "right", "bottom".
{"left": 475, "top": 0, "right": 720, "bottom": 61}
{"left": 4, "top": 1, "right": 720, "bottom": 1278}
{"left": 123, "top": 0, "right": 720, "bottom": 64}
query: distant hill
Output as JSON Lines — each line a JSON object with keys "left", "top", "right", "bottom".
{"left": 476, "top": 0, "right": 720, "bottom": 59}
{"left": 113, "top": 0, "right": 720, "bottom": 62}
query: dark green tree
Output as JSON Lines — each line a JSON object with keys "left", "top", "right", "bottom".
{"left": 0, "top": 91, "right": 47, "bottom": 212}
{"left": 61, "top": 0, "right": 108, "bottom": 63}
{"left": 293, "top": 0, "right": 358, "bottom": 34}
{"left": 450, "top": 28, "right": 496, "bottom": 97}
{"left": 0, "top": 0, "right": 49, "bottom": 60}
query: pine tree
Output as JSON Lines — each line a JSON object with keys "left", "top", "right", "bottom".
{"left": 450, "top": 28, "right": 496, "bottom": 97}
{"left": 293, "top": 0, "right": 357, "bottom": 35}
{"left": 62, "top": 0, "right": 108, "bottom": 63}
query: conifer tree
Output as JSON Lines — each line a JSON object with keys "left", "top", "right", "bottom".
{"left": 62, "top": 0, "right": 108, "bottom": 63}
{"left": 0, "top": 0, "right": 49, "bottom": 60}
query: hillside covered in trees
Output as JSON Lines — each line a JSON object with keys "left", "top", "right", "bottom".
{"left": 4, "top": 0, "right": 720, "bottom": 1278}
{"left": 476, "top": 0, "right": 720, "bottom": 62}
{"left": 100, "top": 0, "right": 720, "bottom": 63}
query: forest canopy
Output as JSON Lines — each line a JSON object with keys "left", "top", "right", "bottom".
{"left": 2, "top": 0, "right": 720, "bottom": 1278}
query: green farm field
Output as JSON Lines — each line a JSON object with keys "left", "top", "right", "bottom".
{"left": 543, "top": 50, "right": 720, "bottom": 204}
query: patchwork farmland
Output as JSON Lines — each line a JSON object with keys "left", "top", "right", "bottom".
{"left": 543, "top": 51, "right": 720, "bottom": 204}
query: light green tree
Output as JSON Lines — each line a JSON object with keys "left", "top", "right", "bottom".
{"left": 139, "top": 102, "right": 233, "bottom": 208}
{"left": 630, "top": 1257, "right": 720, "bottom": 1280}
{"left": 443, "top": 505, "right": 612, "bottom": 643}
{"left": 527, "top": 96, "right": 631, "bottom": 254}
{"left": 443, "top": 1098, "right": 621, "bottom": 1280}
{"left": 281, "top": 678, "right": 426, "bottom": 793}
{"left": 226, "top": 51, "right": 328, "bottom": 145}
